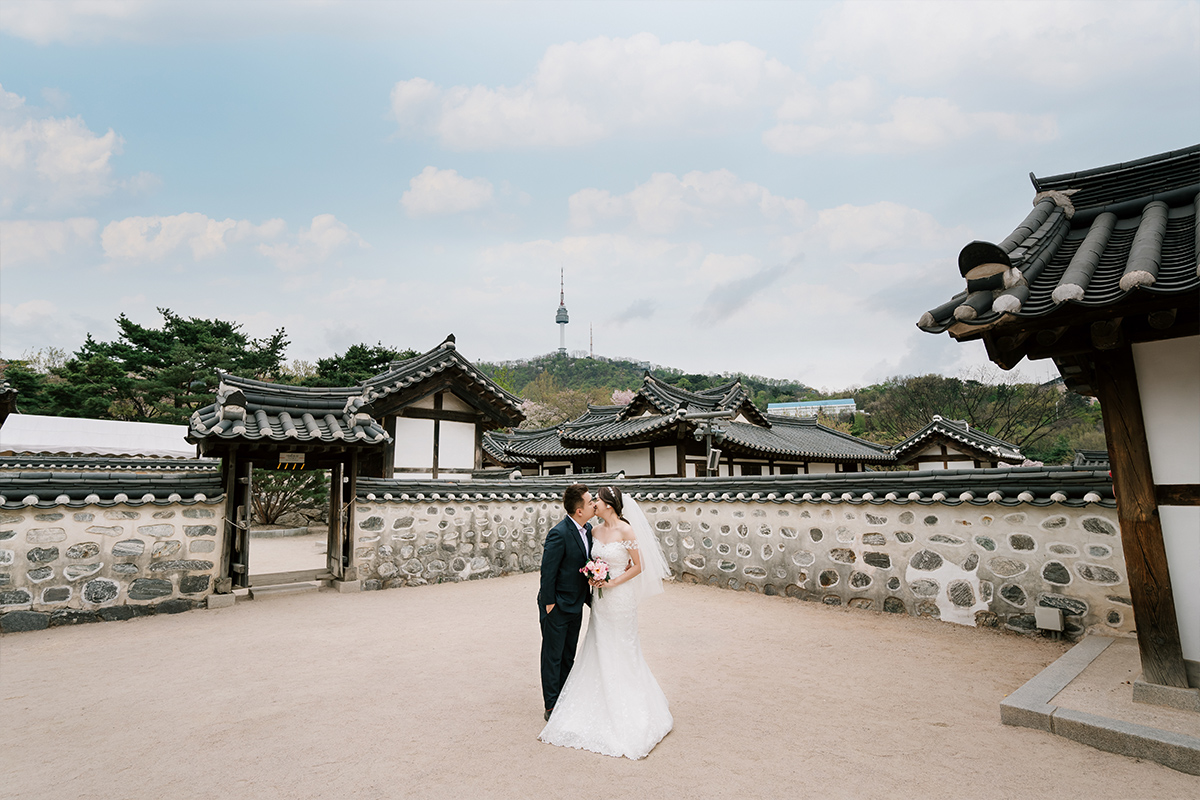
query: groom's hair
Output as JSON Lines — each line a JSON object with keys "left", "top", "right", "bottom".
{"left": 563, "top": 483, "right": 589, "bottom": 515}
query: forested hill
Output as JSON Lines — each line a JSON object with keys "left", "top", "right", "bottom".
{"left": 476, "top": 353, "right": 813, "bottom": 408}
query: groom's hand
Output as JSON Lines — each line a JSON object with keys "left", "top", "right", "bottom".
{"left": 545, "top": 604, "right": 555, "bottom": 614}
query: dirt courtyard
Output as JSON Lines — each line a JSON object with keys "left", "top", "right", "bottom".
{"left": 2, "top": 573, "right": 1197, "bottom": 799}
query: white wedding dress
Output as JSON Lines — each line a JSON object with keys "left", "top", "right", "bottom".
{"left": 538, "top": 537, "right": 673, "bottom": 759}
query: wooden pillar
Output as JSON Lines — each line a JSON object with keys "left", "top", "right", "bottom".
{"left": 474, "top": 420, "right": 484, "bottom": 471}
{"left": 345, "top": 451, "right": 358, "bottom": 580}
{"left": 217, "top": 447, "right": 239, "bottom": 593}
{"left": 327, "top": 460, "right": 344, "bottom": 579}
{"left": 1093, "top": 346, "right": 1189, "bottom": 688}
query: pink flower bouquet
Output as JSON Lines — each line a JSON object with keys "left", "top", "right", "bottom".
{"left": 580, "top": 558, "right": 610, "bottom": 598}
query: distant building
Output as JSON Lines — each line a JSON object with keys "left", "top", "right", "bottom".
{"left": 890, "top": 415, "right": 1023, "bottom": 470}
{"left": 767, "top": 398, "right": 857, "bottom": 418}
{"left": 555, "top": 269, "right": 569, "bottom": 355}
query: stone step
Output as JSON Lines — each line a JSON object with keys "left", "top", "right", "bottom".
{"left": 248, "top": 581, "right": 321, "bottom": 599}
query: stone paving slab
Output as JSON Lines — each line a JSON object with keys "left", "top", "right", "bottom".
{"left": 3, "top": 574, "right": 1200, "bottom": 799}
{"left": 1002, "top": 635, "right": 1200, "bottom": 775}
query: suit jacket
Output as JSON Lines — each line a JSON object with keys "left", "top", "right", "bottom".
{"left": 539, "top": 516, "right": 592, "bottom": 615}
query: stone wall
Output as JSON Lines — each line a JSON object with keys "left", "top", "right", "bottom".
{"left": 350, "top": 499, "right": 554, "bottom": 590}
{"left": 351, "top": 492, "right": 1128, "bottom": 639}
{"left": 0, "top": 499, "right": 226, "bottom": 631}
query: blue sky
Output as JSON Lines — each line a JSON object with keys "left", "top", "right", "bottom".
{"left": 2, "top": 1, "right": 1197, "bottom": 389}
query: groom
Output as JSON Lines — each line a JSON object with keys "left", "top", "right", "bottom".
{"left": 538, "top": 483, "right": 595, "bottom": 721}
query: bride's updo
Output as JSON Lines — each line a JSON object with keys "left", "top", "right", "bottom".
{"left": 597, "top": 486, "right": 629, "bottom": 523}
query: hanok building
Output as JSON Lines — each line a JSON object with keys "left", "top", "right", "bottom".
{"left": 482, "top": 425, "right": 600, "bottom": 476}
{"left": 545, "top": 373, "right": 892, "bottom": 478}
{"left": 918, "top": 145, "right": 1199, "bottom": 699}
{"left": 890, "top": 415, "right": 1024, "bottom": 470}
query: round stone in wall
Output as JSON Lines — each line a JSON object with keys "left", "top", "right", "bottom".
{"left": 910, "top": 578, "right": 939, "bottom": 597}
{"left": 863, "top": 552, "right": 890, "bottom": 569}
{"left": 716, "top": 543, "right": 730, "bottom": 556}
{"left": 111, "top": 563, "right": 139, "bottom": 575}
{"left": 26, "top": 566, "right": 53, "bottom": 582}
{"left": 830, "top": 548, "right": 856, "bottom": 564}
{"left": 909, "top": 550, "right": 943, "bottom": 571}
{"left": 128, "top": 578, "right": 172, "bottom": 600}
{"left": 1048, "top": 544, "right": 1078, "bottom": 556}
{"left": 735, "top": 543, "right": 751, "bottom": 558}
{"left": 987, "top": 557, "right": 1027, "bottom": 577}
{"left": 1009, "top": 534, "right": 1035, "bottom": 551}
{"left": 112, "top": 540, "right": 145, "bottom": 557}
{"left": 974, "top": 536, "right": 996, "bottom": 551}
{"left": 899, "top": 512, "right": 914, "bottom": 525}
{"left": 1, "top": 589, "right": 33, "bottom": 605}
{"left": 1042, "top": 562, "right": 1071, "bottom": 585}
{"left": 929, "top": 534, "right": 963, "bottom": 545}
{"left": 791, "top": 551, "right": 815, "bottom": 567}
{"left": 895, "top": 531, "right": 913, "bottom": 543}
{"left": 1082, "top": 517, "right": 1116, "bottom": 536}
{"left": 684, "top": 555, "right": 706, "bottom": 571}
{"left": 809, "top": 528, "right": 823, "bottom": 542}
{"left": 1037, "top": 593, "right": 1088, "bottom": 616}
{"left": 760, "top": 544, "right": 773, "bottom": 560}
{"left": 780, "top": 527, "right": 796, "bottom": 539}
{"left": 849, "top": 571, "right": 871, "bottom": 589}
{"left": 701, "top": 537, "right": 713, "bottom": 549}
{"left": 835, "top": 527, "right": 854, "bottom": 543}
{"left": 818, "top": 569, "right": 839, "bottom": 587}
{"left": 1106, "top": 610, "right": 1122, "bottom": 626}
{"left": 718, "top": 561, "right": 736, "bottom": 573}
{"left": 189, "top": 540, "right": 216, "bottom": 553}
{"left": 27, "top": 547, "right": 59, "bottom": 563}
{"left": 42, "top": 587, "right": 70, "bottom": 603}
{"left": 915, "top": 600, "right": 940, "bottom": 618}
{"left": 862, "top": 533, "right": 886, "bottom": 546}
{"left": 1040, "top": 516, "right": 1068, "bottom": 530}
{"left": 743, "top": 566, "right": 767, "bottom": 578}
{"left": 66, "top": 542, "right": 100, "bottom": 560}
{"left": 1075, "top": 563, "right": 1120, "bottom": 585}
{"left": 948, "top": 580, "right": 974, "bottom": 607}
{"left": 152, "top": 541, "right": 180, "bottom": 558}
{"left": 883, "top": 597, "right": 905, "bottom": 614}
{"left": 377, "top": 561, "right": 398, "bottom": 578}
{"left": 822, "top": 595, "right": 841, "bottom": 606}
{"left": 1086, "top": 544, "right": 1112, "bottom": 559}
{"left": 83, "top": 578, "right": 119, "bottom": 604}
{"left": 886, "top": 577, "right": 901, "bottom": 591}
{"left": 923, "top": 515, "right": 938, "bottom": 526}
{"left": 962, "top": 553, "right": 978, "bottom": 571}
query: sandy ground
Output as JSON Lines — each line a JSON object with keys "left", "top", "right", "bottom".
{"left": 2, "top": 574, "right": 1197, "bottom": 799}
{"left": 249, "top": 531, "right": 328, "bottom": 574}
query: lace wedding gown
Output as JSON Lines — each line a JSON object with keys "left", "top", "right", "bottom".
{"left": 538, "top": 538, "right": 673, "bottom": 759}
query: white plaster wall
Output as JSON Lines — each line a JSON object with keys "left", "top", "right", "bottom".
{"left": 1133, "top": 335, "right": 1200, "bottom": 484}
{"left": 439, "top": 421, "right": 476, "bottom": 470}
{"left": 442, "top": 392, "right": 474, "bottom": 413}
{"left": 394, "top": 417, "right": 434, "bottom": 469}
{"left": 809, "top": 463, "right": 836, "bottom": 474}
{"left": 653, "top": 446, "right": 678, "bottom": 476}
{"left": 1161, "top": 506, "right": 1200, "bottom": 663}
{"left": 607, "top": 448, "right": 651, "bottom": 477}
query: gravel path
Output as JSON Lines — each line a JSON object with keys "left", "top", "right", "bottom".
{"left": 2, "top": 573, "right": 1197, "bottom": 799}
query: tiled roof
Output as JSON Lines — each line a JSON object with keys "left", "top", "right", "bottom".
{"left": 0, "top": 470, "right": 225, "bottom": 509}
{"left": 918, "top": 145, "right": 1199, "bottom": 337}
{"left": 1073, "top": 449, "right": 1110, "bottom": 468}
{"left": 0, "top": 455, "right": 219, "bottom": 473}
{"left": 891, "top": 416, "right": 1023, "bottom": 464}
{"left": 559, "top": 412, "right": 684, "bottom": 447}
{"left": 189, "top": 374, "right": 390, "bottom": 446}
{"left": 359, "top": 335, "right": 523, "bottom": 423}
{"left": 636, "top": 374, "right": 768, "bottom": 425}
{"left": 484, "top": 427, "right": 595, "bottom": 461}
{"left": 727, "top": 416, "right": 894, "bottom": 462}
{"left": 355, "top": 466, "right": 1113, "bottom": 508}
{"left": 189, "top": 336, "right": 521, "bottom": 448}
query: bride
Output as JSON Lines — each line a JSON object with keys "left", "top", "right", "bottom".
{"left": 538, "top": 485, "right": 673, "bottom": 759}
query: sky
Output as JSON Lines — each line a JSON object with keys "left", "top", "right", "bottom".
{"left": 1, "top": 1, "right": 1197, "bottom": 390}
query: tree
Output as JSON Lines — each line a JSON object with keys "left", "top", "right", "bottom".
{"left": 517, "top": 372, "right": 610, "bottom": 428}
{"left": 46, "top": 309, "right": 289, "bottom": 423}
{"left": 0, "top": 359, "right": 57, "bottom": 415}
{"left": 303, "top": 343, "right": 417, "bottom": 386}
{"left": 251, "top": 469, "right": 330, "bottom": 526}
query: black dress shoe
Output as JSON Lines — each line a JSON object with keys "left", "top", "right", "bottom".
{"left": 544, "top": 708, "right": 553, "bottom": 721}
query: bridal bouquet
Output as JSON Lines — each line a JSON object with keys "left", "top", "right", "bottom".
{"left": 580, "top": 559, "right": 610, "bottom": 598}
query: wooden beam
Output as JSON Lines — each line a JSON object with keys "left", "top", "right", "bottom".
{"left": 398, "top": 406, "right": 479, "bottom": 423}
{"left": 1093, "top": 346, "right": 1189, "bottom": 688}
{"left": 1156, "top": 484, "right": 1200, "bottom": 507}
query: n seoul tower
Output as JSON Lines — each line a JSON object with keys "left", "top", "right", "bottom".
{"left": 556, "top": 268, "right": 569, "bottom": 355}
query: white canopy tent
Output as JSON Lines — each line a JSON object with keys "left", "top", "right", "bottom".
{"left": 0, "top": 414, "right": 196, "bottom": 459}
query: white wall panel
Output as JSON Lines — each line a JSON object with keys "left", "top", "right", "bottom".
{"left": 653, "top": 446, "right": 678, "bottom": 476}
{"left": 607, "top": 448, "right": 650, "bottom": 477}
{"left": 1133, "top": 336, "right": 1200, "bottom": 484}
{"left": 1161, "top": 506, "right": 1200, "bottom": 663}
{"left": 440, "top": 420, "right": 477, "bottom": 470}
{"left": 394, "top": 417, "right": 434, "bottom": 469}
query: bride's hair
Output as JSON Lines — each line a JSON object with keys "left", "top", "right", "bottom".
{"left": 597, "top": 486, "right": 629, "bottom": 524}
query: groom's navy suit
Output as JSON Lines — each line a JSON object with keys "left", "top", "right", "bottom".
{"left": 538, "top": 515, "right": 592, "bottom": 711}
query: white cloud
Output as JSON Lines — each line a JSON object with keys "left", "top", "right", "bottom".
{"left": 764, "top": 96, "right": 1058, "bottom": 155}
{"left": 1, "top": 217, "right": 98, "bottom": 267}
{"left": 569, "top": 170, "right": 808, "bottom": 234}
{"left": 258, "top": 214, "right": 367, "bottom": 270}
{"left": 392, "top": 34, "right": 794, "bottom": 149}
{"left": 811, "top": 1, "right": 1199, "bottom": 87}
{"left": 101, "top": 212, "right": 284, "bottom": 261}
{"left": 798, "top": 201, "right": 971, "bottom": 256}
{"left": 401, "top": 166, "right": 494, "bottom": 216}
{"left": 0, "top": 84, "right": 126, "bottom": 213}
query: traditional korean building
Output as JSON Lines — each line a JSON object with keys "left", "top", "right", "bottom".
{"left": 918, "top": 144, "right": 1199, "bottom": 699}
{"left": 549, "top": 373, "right": 892, "bottom": 477}
{"left": 890, "top": 415, "right": 1023, "bottom": 470}
{"left": 482, "top": 425, "right": 600, "bottom": 476}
